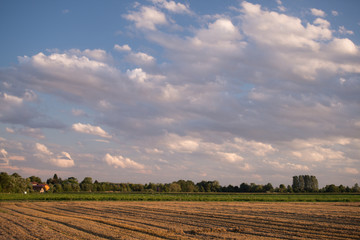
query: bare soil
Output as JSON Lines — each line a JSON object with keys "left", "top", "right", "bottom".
{"left": 0, "top": 201, "right": 359, "bottom": 239}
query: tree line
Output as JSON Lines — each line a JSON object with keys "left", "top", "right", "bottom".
{"left": 1, "top": 172, "right": 359, "bottom": 194}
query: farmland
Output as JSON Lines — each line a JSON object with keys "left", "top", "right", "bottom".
{"left": 1, "top": 201, "right": 359, "bottom": 239}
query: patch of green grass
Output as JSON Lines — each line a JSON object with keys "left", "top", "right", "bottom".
{"left": 0, "top": 192, "right": 359, "bottom": 202}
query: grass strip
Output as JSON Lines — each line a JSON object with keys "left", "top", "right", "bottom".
{"left": 1, "top": 192, "right": 359, "bottom": 202}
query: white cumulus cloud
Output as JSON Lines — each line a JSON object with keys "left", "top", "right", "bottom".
{"left": 218, "top": 152, "right": 244, "bottom": 163}
{"left": 124, "top": 6, "right": 167, "bottom": 30}
{"left": 35, "top": 143, "right": 53, "bottom": 155}
{"left": 287, "top": 138, "right": 347, "bottom": 162}
{"left": 338, "top": 26, "right": 354, "bottom": 35}
{"left": 104, "top": 153, "right": 145, "bottom": 170}
{"left": 152, "top": 0, "right": 191, "bottom": 14}
{"left": 35, "top": 143, "right": 74, "bottom": 168}
{"left": 310, "top": 8, "right": 326, "bottom": 17}
{"left": 2, "top": 93, "right": 23, "bottom": 105}
{"left": 195, "top": 18, "right": 243, "bottom": 49}
{"left": 241, "top": 2, "right": 332, "bottom": 51}
{"left": 166, "top": 134, "right": 200, "bottom": 153}
{"left": 0, "top": 149, "right": 9, "bottom": 166}
{"left": 328, "top": 38, "right": 358, "bottom": 55}
{"left": 72, "top": 123, "right": 111, "bottom": 138}
{"left": 53, "top": 152, "right": 75, "bottom": 168}
{"left": 114, "top": 44, "right": 132, "bottom": 52}
{"left": 129, "top": 52, "right": 156, "bottom": 65}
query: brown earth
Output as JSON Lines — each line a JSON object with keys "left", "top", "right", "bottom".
{"left": 0, "top": 201, "right": 359, "bottom": 239}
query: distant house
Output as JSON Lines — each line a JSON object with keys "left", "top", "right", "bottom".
{"left": 32, "top": 182, "right": 50, "bottom": 193}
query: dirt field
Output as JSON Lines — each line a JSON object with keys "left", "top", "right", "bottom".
{"left": 0, "top": 201, "right": 359, "bottom": 239}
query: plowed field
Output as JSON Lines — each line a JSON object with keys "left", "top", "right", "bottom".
{"left": 1, "top": 202, "right": 359, "bottom": 239}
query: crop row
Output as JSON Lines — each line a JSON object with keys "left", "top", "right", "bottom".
{"left": 1, "top": 192, "right": 359, "bottom": 202}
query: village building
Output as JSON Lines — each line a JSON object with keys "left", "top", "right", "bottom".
{"left": 31, "top": 182, "right": 50, "bottom": 193}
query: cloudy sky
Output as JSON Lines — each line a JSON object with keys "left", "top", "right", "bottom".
{"left": 1, "top": 0, "right": 359, "bottom": 187}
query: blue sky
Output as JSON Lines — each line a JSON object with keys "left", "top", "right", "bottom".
{"left": 1, "top": 0, "right": 359, "bottom": 187}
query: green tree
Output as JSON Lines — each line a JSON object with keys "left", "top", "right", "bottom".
{"left": 47, "top": 174, "right": 62, "bottom": 185}
{"left": 145, "top": 182, "right": 158, "bottom": 192}
{"left": 239, "top": 183, "right": 250, "bottom": 192}
{"left": 310, "top": 176, "right": 319, "bottom": 192}
{"left": 130, "top": 184, "right": 144, "bottom": 192}
{"left": 293, "top": 175, "right": 318, "bottom": 192}
{"left": 298, "top": 176, "right": 305, "bottom": 192}
{"left": 196, "top": 180, "right": 221, "bottom": 192}
{"left": 304, "top": 175, "right": 311, "bottom": 191}
{"left": 338, "top": 185, "right": 346, "bottom": 193}
{"left": 292, "top": 176, "right": 300, "bottom": 192}
{"left": 0, "top": 172, "right": 11, "bottom": 192}
{"left": 176, "top": 180, "right": 197, "bottom": 192}
{"left": 352, "top": 183, "right": 360, "bottom": 193}
{"left": 196, "top": 181, "right": 208, "bottom": 192}
{"left": 225, "top": 184, "right": 238, "bottom": 192}
{"left": 264, "top": 183, "right": 274, "bottom": 192}
{"left": 28, "top": 176, "right": 42, "bottom": 183}
{"left": 250, "top": 183, "right": 259, "bottom": 192}
{"left": 66, "top": 177, "right": 80, "bottom": 192}
{"left": 80, "top": 177, "right": 93, "bottom": 192}
{"left": 210, "top": 180, "right": 221, "bottom": 192}
{"left": 325, "top": 184, "right": 339, "bottom": 192}
{"left": 11, "top": 173, "right": 21, "bottom": 178}
{"left": 93, "top": 180, "right": 103, "bottom": 191}
{"left": 8, "top": 173, "right": 29, "bottom": 193}
{"left": 278, "top": 184, "right": 286, "bottom": 193}
{"left": 53, "top": 183, "right": 63, "bottom": 193}
{"left": 169, "top": 183, "right": 181, "bottom": 192}
{"left": 67, "top": 177, "right": 79, "bottom": 184}
{"left": 62, "top": 181, "right": 73, "bottom": 192}
{"left": 254, "top": 184, "right": 263, "bottom": 192}
{"left": 162, "top": 183, "right": 170, "bottom": 192}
